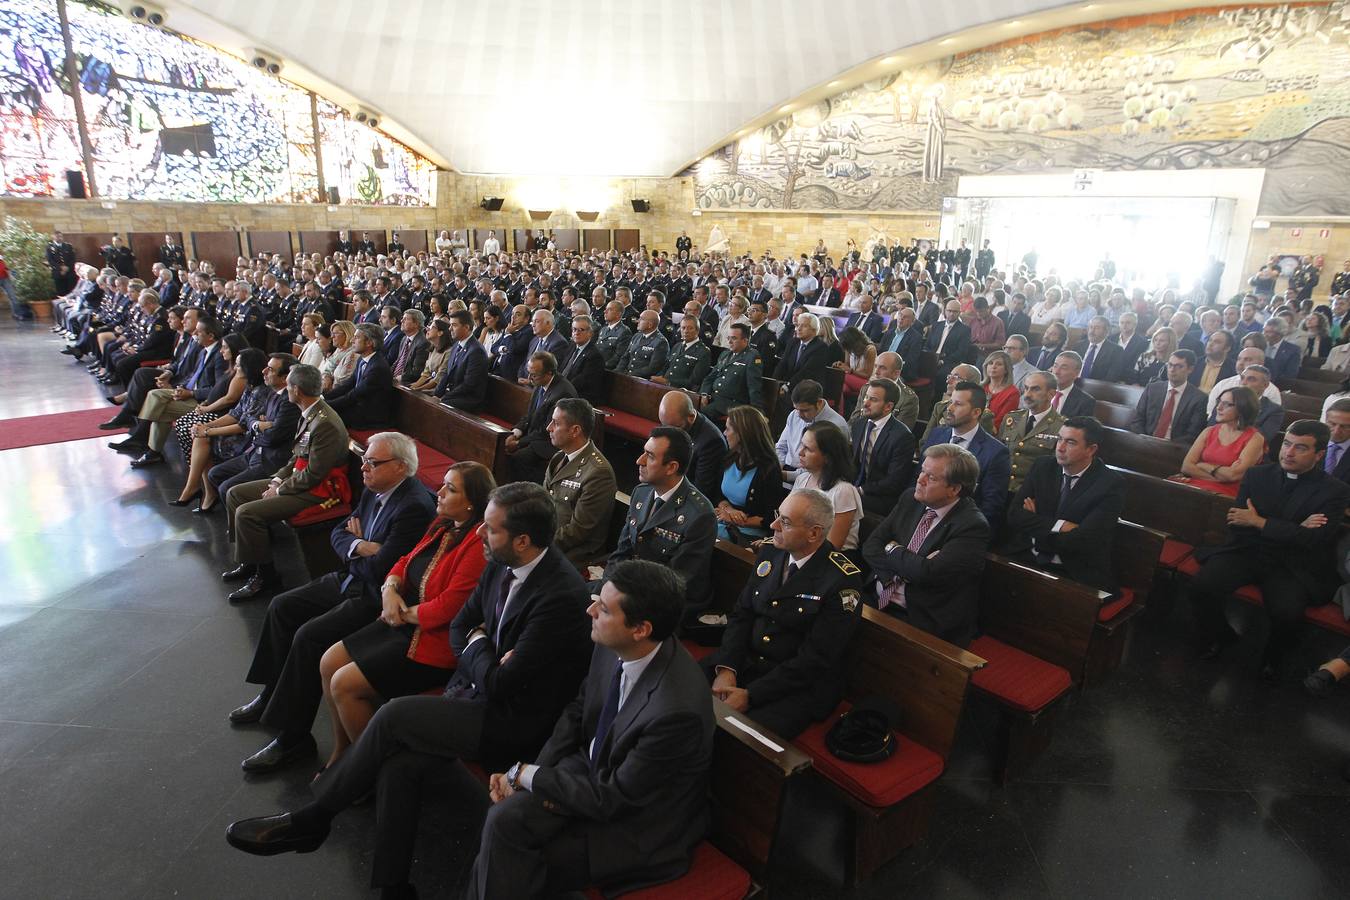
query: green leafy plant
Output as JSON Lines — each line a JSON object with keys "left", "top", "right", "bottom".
{"left": 0, "top": 216, "right": 55, "bottom": 302}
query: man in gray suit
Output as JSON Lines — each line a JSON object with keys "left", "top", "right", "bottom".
{"left": 1132, "top": 350, "right": 1208, "bottom": 443}
{"left": 467, "top": 560, "right": 714, "bottom": 899}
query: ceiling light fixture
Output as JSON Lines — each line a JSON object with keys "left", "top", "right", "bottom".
{"left": 779, "top": 104, "right": 793, "bottom": 113}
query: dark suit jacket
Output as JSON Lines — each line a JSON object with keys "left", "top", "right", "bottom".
{"left": 1188, "top": 356, "right": 1237, "bottom": 390}
{"left": 878, "top": 324, "right": 924, "bottom": 381}
{"left": 448, "top": 545, "right": 594, "bottom": 765}
{"left": 1072, "top": 340, "right": 1125, "bottom": 383}
{"left": 609, "top": 479, "right": 716, "bottom": 609}
{"left": 436, "top": 340, "right": 489, "bottom": 411}
{"left": 1109, "top": 333, "right": 1150, "bottom": 382}
{"left": 1003, "top": 456, "right": 1124, "bottom": 593}
{"left": 515, "top": 375, "right": 578, "bottom": 462}
{"left": 922, "top": 424, "right": 1012, "bottom": 527}
{"left": 381, "top": 327, "right": 404, "bottom": 366}
{"left": 559, "top": 339, "right": 606, "bottom": 404}
{"left": 1331, "top": 443, "right": 1350, "bottom": 486}
{"left": 926, "top": 319, "right": 973, "bottom": 369}
{"left": 851, "top": 416, "right": 916, "bottom": 516}
{"left": 916, "top": 299, "right": 942, "bottom": 332}
{"left": 1197, "top": 464, "right": 1350, "bottom": 599}
{"left": 242, "top": 388, "right": 301, "bottom": 470}
{"left": 326, "top": 352, "right": 395, "bottom": 428}
{"left": 1059, "top": 384, "right": 1097, "bottom": 418}
{"left": 393, "top": 333, "right": 431, "bottom": 385}
{"left": 773, "top": 336, "right": 833, "bottom": 390}
{"left": 328, "top": 475, "right": 436, "bottom": 597}
{"left": 1266, "top": 340, "right": 1302, "bottom": 382}
{"left": 179, "top": 342, "right": 230, "bottom": 402}
{"left": 684, "top": 412, "right": 728, "bottom": 501}
{"left": 998, "top": 309, "right": 1032, "bottom": 340}
{"left": 1132, "top": 381, "right": 1207, "bottom": 443}
{"left": 846, "top": 309, "right": 885, "bottom": 343}
{"left": 1253, "top": 397, "right": 1283, "bottom": 445}
{"left": 519, "top": 329, "right": 572, "bottom": 379}
{"left": 861, "top": 491, "right": 990, "bottom": 646}
{"left": 490, "top": 327, "right": 533, "bottom": 377}
{"left": 532, "top": 638, "right": 713, "bottom": 893}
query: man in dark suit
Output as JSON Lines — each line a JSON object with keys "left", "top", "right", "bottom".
{"left": 467, "top": 561, "right": 713, "bottom": 899}
{"left": 225, "top": 484, "right": 594, "bottom": 892}
{"left": 851, "top": 379, "right": 916, "bottom": 516}
{"left": 1262, "top": 317, "right": 1302, "bottom": 383}
{"left": 326, "top": 323, "right": 395, "bottom": 429}
{"left": 845, "top": 295, "right": 885, "bottom": 343}
{"left": 100, "top": 307, "right": 202, "bottom": 432}
{"left": 877, "top": 307, "right": 924, "bottom": 382}
{"left": 507, "top": 351, "right": 577, "bottom": 482}
{"left": 203, "top": 353, "right": 301, "bottom": 508}
{"left": 118, "top": 318, "right": 230, "bottom": 465}
{"left": 658, "top": 390, "right": 726, "bottom": 501}
{"left": 926, "top": 299, "right": 973, "bottom": 385}
{"left": 914, "top": 284, "right": 942, "bottom": 333}
{"left": 1193, "top": 420, "right": 1350, "bottom": 675}
{"left": 1001, "top": 416, "right": 1124, "bottom": 594}
{"left": 922, "top": 381, "right": 1012, "bottom": 528}
{"left": 701, "top": 488, "right": 863, "bottom": 738}
{"left": 558, "top": 314, "right": 606, "bottom": 403}
{"left": 1190, "top": 330, "right": 1237, "bottom": 392}
{"left": 227, "top": 432, "right": 436, "bottom": 772}
{"left": 389, "top": 309, "right": 430, "bottom": 386}
{"left": 1108, "top": 311, "right": 1149, "bottom": 382}
{"left": 435, "top": 310, "right": 489, "bottom": 411}
{"left": 1049, "top": 351, "right": 1097, "bottom": 418}
{"left": 773, "top": 312, "right": 833, "bottom": 393}
{"left": 1324, "top": 399, "right": 1350, "bottom": 486}
{"left": 862, "top": 444, "right": 991, "bottom": 646}
{"left": 599, "top": 427, "right": 717, "bottom": 614}
{"left": 519, "top": 308, "right": 571, "bottom": 382}
{"left": 1132, "top": 350, "right": 1207, "bottom": 443}
{"left": 998, "top": 292, "right": 1032, "bottom": 342}
{"left": 1072, "top": 316, "right": 1125, "bottom": 384}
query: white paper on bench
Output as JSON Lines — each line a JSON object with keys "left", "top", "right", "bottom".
{"left": 724, "top": 715, "right": 785, "bottom": 753}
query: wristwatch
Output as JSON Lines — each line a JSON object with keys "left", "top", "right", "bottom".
{"left": 506, "top": 762, "right": 522, "bottom": 789}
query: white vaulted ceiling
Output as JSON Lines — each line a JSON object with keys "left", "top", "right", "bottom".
{"left": 160, "top": 0, "right": 1250, "bottom": 177}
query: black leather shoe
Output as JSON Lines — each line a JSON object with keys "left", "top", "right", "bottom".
{"left": 241, "top": 734, "right": 317, "bottom": 774}
{"left": 60, "top": 346, "right": 80, "bottom": 356}
{"left": 1304, "top": 668, "right": 1337, "bottom": 698}
{"left": 228, "top": 692, "right": 268, "bottom": 725}
{"left": 109, "top": 438, "right": 147, "bottom": 454}
{"left": 221, "top": 563, "right": 255, "bottom": 582}
{"left": 225, "top": 812, "right": 329, "bottom": 855}
{"left": 98, "top": 417, "right": 131, "bottom": 431}
{"left": 130, "top": 450, "right": 165, "bottom": 468}
{"left": 228, "top": 574, "right": 279, "bottom": 603}
{"left": 1198, "top": 626, "right": 1239, "bottom": 661}
{"left": 192, "top": 502, "right": 218, "bottom": 515}
{"left": 167, "top": 496, "right": 198, "bottom": 507}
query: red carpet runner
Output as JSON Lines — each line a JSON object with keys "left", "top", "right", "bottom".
{"left": 0, "top": 407, "right": 126, "bottom": 451}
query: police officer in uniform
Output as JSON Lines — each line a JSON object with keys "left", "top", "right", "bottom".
{"left": 746, "top": 300, "right": 780, "bottom": 372}
{"left": 654, "top": 315, "right": 712, "bottom": 390}
{"left": 997, "top": 371, "right": 1064, "bottom": 494}
{"left": 699, "top": 323, "right": 763, "bottom": 420}
{"left": 387, "top": 231, "right": 405, "bottom": 255}
{"left": 700, "top": 487, "right": 863, "bottom": 739}
{"left": 358, "top": 232, "right": 377, "bottom": 256}
{"left": 159, "top": 234, "right": 186, "bottom": 269}
{"left": 47, "top": 231, "right": 76, "bottom": 295}
{"left": 616, "top": 310, "right": 670, "bottom": 378}
{"left": 975, "top": 240, "right": 996, "bottom": 281}
{"left": 596, "top": 300, "right": 632, "bottom": 369}
{"left": 102, "top": 235, "right": 137, "bottom": 278}
{"left": 336, "top": 231, "right": 354, "bottom": 255}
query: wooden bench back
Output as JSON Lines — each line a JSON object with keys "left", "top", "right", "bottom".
{"left": 602, "top": 370, "right": 668, "bottom": 422}
{"left": 1291, "top": 378, "right": 1340, "bottom": 399}
{"left": 1299, "top": 366, "right": 1344, "bottom": 385}
{"left": 1111, "top": 465, "right": 1231, "bottom": 548}
{"left": 1082, "top": 378, "right": 1144, "bottom": 407}
{"left": 486, "top": 374, "right": 531, "bottom": 423}
{"left": 1097, "top": 426, "right": 1188, "bottom": 479}
{"left": 1093, "top": 400, "right": 1136, "bottom": 431}
{"left": 1113, "top": 519, "right": 1166, "bottom": 606}
{"left": 1282, "top": 391, "right": 1324, "bottom": 417}
{"left": 393, "top": 387, "right": 511, "bottom": 481}
{"left": 979, "top": 556, "right": 1104, "bottom": 683}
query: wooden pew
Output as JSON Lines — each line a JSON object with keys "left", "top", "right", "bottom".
{"left": 1091, "top": 520, "right": 1166, "bottom": 684}
{"left": 1096, "top": 426, "right": 1188, "bottom": 479}
{"left": 597, "top": 370, "right": 667, "bottom": 443}
{"left": 1082, "top": 378, "right": 1144, "bottom": 408}
{"left": 1299, "top": 366, "right": 1343, "bottom": 385}
{"left": 1291, "top": 377, "right": 1341, "bottom": 399}
{"left": 393, "top": 386, "right": 513, "bottom": 484}
{"left": 1093, "top": 399, "right": 1136, "bottom": 431}
{"left": 480, "top": 374, "right": 604, "bottom": 454}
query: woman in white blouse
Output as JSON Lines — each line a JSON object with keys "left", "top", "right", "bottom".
{"left": 320, "top": 320, "right": 358, "bottom": 392}
{"left": 296, "top": 314, "right": 326, "bottom": 368}
{"left": 477, "top": 303, "right": 506, "bottom": 357}
{"left": 791, "top": 421, "right": 861, "bottom": 552}
{"left": 714, "top": 296, "right": 751, "bottom": 349}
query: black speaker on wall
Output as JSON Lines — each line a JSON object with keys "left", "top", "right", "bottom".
{"left": 630, "top": 199, "right": 650, "bottom": 213}
{"left": 327, "top": 186, "right": 341, "bottom": 204}
{"left": 66, "top": 170, "right": 86, "bottom": 199}
{"left": 480, "top": 197, "right": 504, "bottom": 211}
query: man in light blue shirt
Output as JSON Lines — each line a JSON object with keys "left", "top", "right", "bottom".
{"left": 775, "top": 379, "right": 850, "bottom": 480}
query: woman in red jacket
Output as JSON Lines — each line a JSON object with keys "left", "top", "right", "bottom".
{"left": 317, "top": 461, "right": 496, "bottom": 772}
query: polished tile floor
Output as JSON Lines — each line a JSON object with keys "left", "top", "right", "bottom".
{"left": 1, "top": 319, "right": 1349, "bottom": 899}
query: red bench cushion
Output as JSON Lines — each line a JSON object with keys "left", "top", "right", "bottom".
{"left": 969, "top": 636, "right": 1072, "bottom": 713}
{"left": 482, "top": 414, "right": 513, "bottom": 430}
{"left": 583, "top": 842, "right": 750, "bottom": 900}
{"left": 599, "top": 407, "right": 658, "bottom": 443}
{"left": 1098, "top": 587, "right": 1134, "bottom": 623}
{"left": 1235, "top": 584, "right": 1263, "bottom": 604}
{"left": 680, "top": 639, "right": 715, "bottom": 662}
{"left": 349, "top": 430, "right": 455, "bottom": 490}
{"left": 793, "top": 702, "right": 944, "bottom": 808}
{"left": 1159, "top": 539, "right": 1194, "bottom": 570}
{"left": 1305, "top": 603, "right": 1350, "bottom": 637}
{"left": 349, "top": 429, "right": 377, "bottom": 445}
{"left": 286, "top": 502, "right": 351, "bottom": 528}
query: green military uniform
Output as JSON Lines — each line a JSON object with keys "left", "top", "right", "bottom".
{"left": 597, "top": 321, "right": 632, "bottom": 369}
{"left": 849, "top": 378, "right": 920, "bottom": 430}
{"left": 603, "top": 478, "right": 717, "bottom": 610}
{"left": 617, "top": 329, "right": 670, "bottom": 378}
{"left": 544, "top": 440, "right": 617, "bottom": 570}
{"left": 698, "top": 541, "right": 863, "bottom": 737}
{"left": 998, "top": 407, "right": 1064, "bottom": 494}
{"left": 662, "top": 340, "right": 712, "bottom": 390}
{"left": 700, "top": 346, "right": 763, "bottom": 419}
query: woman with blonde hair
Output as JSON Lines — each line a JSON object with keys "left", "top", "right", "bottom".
{"left": 320, "top": 320, "right": 358, "bottom": 392}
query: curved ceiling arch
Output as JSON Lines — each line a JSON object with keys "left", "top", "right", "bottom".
{"left": 159, "top": 0, "right": 1258, "bottom": 178}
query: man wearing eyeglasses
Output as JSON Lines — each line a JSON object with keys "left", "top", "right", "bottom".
{"left": 229, "top": 430, "right": 436, "bottom": 775}
{"left": 1131, "top": 350, "right": 1206, "bottom": 443}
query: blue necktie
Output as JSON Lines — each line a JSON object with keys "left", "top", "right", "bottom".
{"left": 590, "top": 661, "right": 624, "bottom": 771}
{"left": 184, "top": 348, "right": 210, "bottom": 391}
{"left": 1327, "top": 443, "right": 1344, "bottom": 474}
{"left": 1082, "top": 344, "right": 1098, "bottom": 379}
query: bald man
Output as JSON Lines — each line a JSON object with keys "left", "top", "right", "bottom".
{"left": 658, "top": 390, "right": 727, "bottom": 499}
{"left": 616, "top": 309, "right": 670, "bottom": 378}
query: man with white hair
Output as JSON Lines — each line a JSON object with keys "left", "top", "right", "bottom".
{"left": 1207, "top": 346, "right": 1282, "bottom": 417}
{"left": 773, "top": 311, "right": 831, "bottom": 393}
{"left": 1262, "top": 316, "right": 1302, "bottom": 382}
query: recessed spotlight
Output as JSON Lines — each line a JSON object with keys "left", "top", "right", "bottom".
{"left": 779, "top": 104, "right": 793, "bottom": 113}
{"left": 882, "top": 56, "right": 899, "bottom": 65}
{"left": 827, "top": 79, "right": 842, "bottom": 87}
{"left": 939, "top": 38, "right": 955, "bottom": 45}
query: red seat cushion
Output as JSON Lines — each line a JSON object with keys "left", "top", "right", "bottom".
{"left": 583, "top": 842, "right": 750, "bottom": 900}
{"left": 1098, "top": 587, "right": 1134, "bottom": 623}
{"left": 481, "top": 414, "right": 512, "bottom": 430}
{"left": 349, "top": 429, "right": 378, "bottom": 445}
{"left": 680, "top": 639, "right": 715, "bottom": 662}
{"left": 968, "top": 636, "right": 1072, "bottom": 713}
{"left": 412, "top": 441, "right": 455, "bottom": 490}
{"left": 1235, "top": 584, "right": 1264, "bottom": 605}
{"left": 599, "top": 407, "right": 658, "bottom": 443}
{"left": 793, "top": 702, "right": 944, "bottom": 807}
{"left": 1305, "top": 603, "right": 1350, "bottom": 637}
{"left": 1159, "top": 539, "right": 1195, "bottom": 570}
{"left": 1174, "top": 552, "right": 1202, "bottom": 577}
{"left": 137, "top": 358, "right": 170, "bottom": 368}
{"left": 286, "top": 502, "right": 351, "bottom": 528}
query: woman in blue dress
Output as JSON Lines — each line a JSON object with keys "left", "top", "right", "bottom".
{"left": 711, "top": 405, "right": 786, "bottom": 545}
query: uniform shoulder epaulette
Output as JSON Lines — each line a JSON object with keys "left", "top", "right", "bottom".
{"left": 829, "top": 550, "right": 861, "bottom": 576}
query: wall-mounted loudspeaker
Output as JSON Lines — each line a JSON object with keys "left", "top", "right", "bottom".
{"left": 630, "top": 199, "right": 651, "bottom": 213}
{"left": 248, "top": 49, "right": 284, "bottom": 76}
{"left": 66, "top": 170, "right": 87, "bottom": 199}
{"left": 480, "top": 197, "right": 504, "bottom": 211}
{"left": 327, "top": 187, "right": 341, "bottom": 205}
{"left": 122, "top": 2, "right": 167, "bottom": 26}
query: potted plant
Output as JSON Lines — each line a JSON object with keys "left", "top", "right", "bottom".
{"left": 0, "top": 216, "right": 55, "bottom": 320}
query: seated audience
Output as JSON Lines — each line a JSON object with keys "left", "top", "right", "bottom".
{"left": 1175, "top": 386, "right": 1265, "bottom": 496}
{"left": 925, "top": 363, "right": 986, "bottom": 437}
{"left": 1048, "top": 350, "right": 1096, "bottom": 416}
{"left": 296, "top": 314, "right": 327, "bottom": 368}
{"left": 1193, "top": 420, "right": 1350, "bottom": 677}
{"left": 700, "top": 488, "right": 863, "bottom": 739}
{"left": 616, "top": 309, "right": 670, "bottom": 378}
{"left": 99, "top": 306, "right": 201, "bottom": 430}
{"left": 658, "top": 390, "right": 726, "bottom": 501}
{"left": 506, "top": 351, "right": 577, "bottom": 483}
{"left": 1132, "top": 350, "right": 1207, "bottom": 443}
{"left": 923, "top": 380, "right": 1012, "bottom": 527}
{"left": 543, "top": 398, "right": 617, "bottom": 569}
{"left": 1030, "top": 321, "right": 1068, "bottom": 370}
{"left": 1001, "top": 415, "right": 1124, "bottom": 594}
{"left": 877, "top": 307, "right": 923, "bottom": 380}
{"left": 557, "top": 314, "right": 606, "bottom": 403}
{"left": 712, "top": 405, "right": 786, "bottom": 545}
{"left": 326, "top": 323, "right": 394, "bottom": 428}
{"left": 1191, "top": 328, "right": 1236, "bottom": 394}
{"left": 199, "top": 353, "right": 301, "bottom": 514}
{"left": 222, "top": 364, "right": 350, "bottom": 601}
{"left": 775, "top": 379, "right": 850, "bottom": 481}
{"left": 1325, "top": 399, "right": 1350, "bottom": 485}
{"left": 999, "top": 371, "right": 1065, "bottom": 494}
{"left": 1296, "top": 311, "right": 1332, "bottom": 360}
{"left": 862, "top": 443, "right": 991, "bottom": 645}
{"left": 435, "top": 310, "right": 489, "bottom": 411}
{"left": 390, "top": 309, "right": 429, "bottom": 385}
{"left": 319, "top": 320, "right": 358, "bottom": 392}
{"left": 773, "top": 312, "right": 833, "bottom": 393}
{"left": 225, "top": 483, "right": 593, "bottom": 897}
{"left": 490, "top": 304, "right": 533, "bottom": 377}
{"left": 1261, "top": 316, "right": 1301, "bottom": 382}
{"left": 836, "top": 325, "right": 876, "bottom": 404}
{"left": 1072, "top": 315, "right": 1124, "bottom": 382}
{"left": 794, "top": 420, "right": 863, "bottom": 552}
{"left": 699, "top": 323, "right": 763, "bottom": 420}
{"left": 927, "top": 299, "right": 973, "bottom": 385}
{"left": 1207, "top": 346, "right": 1281, "bottom": 416}
{"left": 317, "top": 462, "right": 494, "bottom": 771}
{"left": 848, "top": 350, "right": 919, "bottom": 430}
{"left": 596, "top": 300, "right": 633, "bottom": 369}
{"left": 653, "top": 314, "right": 712, "bottom": 391}
{"left": 406, "top": 316, "right": 452, "bottom": 392}
{"left": 982, "top": 349, "right": 1021, "bottom": 426}
{"left": 968, "top": 296, "right": 1007, "bottom": 361}
{"left": 1230, "top": 364, "right": 1284, "bottom": 443}
{"left": 599, "top": 427, "right": 716, "bottom": 612}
